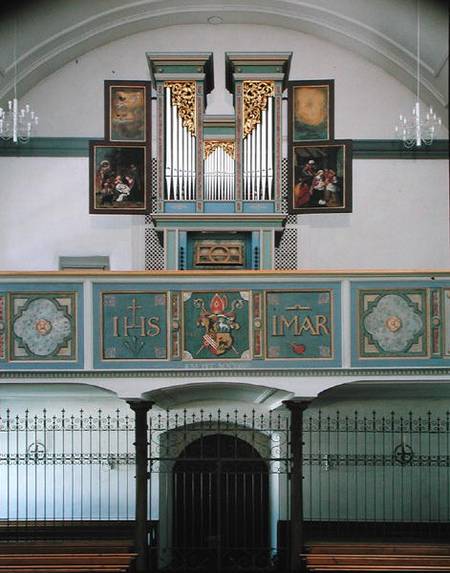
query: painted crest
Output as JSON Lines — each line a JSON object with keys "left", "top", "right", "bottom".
{"left": 194, "top": 293, "right": 244, "bottom": 356}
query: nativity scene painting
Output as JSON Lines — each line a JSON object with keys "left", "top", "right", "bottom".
{"left": 89, "top": 142, "right": 149, "bottom": 214}
{"left": 290, "top": 141, "right": 352, "bottom": 214}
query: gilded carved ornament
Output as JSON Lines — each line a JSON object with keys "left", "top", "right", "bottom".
{"left": 204, "top": 140, "right": 235, "bottom": 159}
{"left": 242, "top": 80, "right": 275, "bottom": 138}
{"left": 165, "top": 81, "right": 197, "bottom": 135}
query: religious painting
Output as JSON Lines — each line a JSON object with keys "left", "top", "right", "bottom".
{"left": 183, "top": 291, "right": 250, "bottom": 360}
{"left": 89, "top": 141, "right": 149, "bottom": 214}
{"left": 289, "top": 80, "right": 334, "bottom": 142}
{"left": 289, "top": 140, "right": 352, "bottom": 214}
{"left": 265, "top": 290, "right": 334, "bottom": 360}
{"left": 100, "top": 291, "right": 167, "bottom": 361}
{"left": 104, "top": 81, "right": 151, "bottom": 143}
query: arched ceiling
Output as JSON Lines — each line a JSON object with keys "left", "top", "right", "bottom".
{"left": 0, "top": 0, "right": 448, "bottom": 123}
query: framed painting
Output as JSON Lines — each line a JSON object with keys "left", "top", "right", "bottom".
{"left": 89, "top": 141, "right": 149, "bottom": 214}
{"left": 289, "top": 140, "right": 352, "bottom": 214}
{"left": 289, "top": 80, "right": 334, "bottom": 142}
{"left": 104, "top": 80, "right": 151, "bottom": 143}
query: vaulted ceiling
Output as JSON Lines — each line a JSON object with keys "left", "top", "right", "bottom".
{"left": 0, "top": 0, "right": 448, "bottom": 123}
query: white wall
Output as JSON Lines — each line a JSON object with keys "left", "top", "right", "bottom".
{"left": 0, "top": 22, "right": 448, "bottom": 271}
{"left": 299, "top": 159, "right": 450, "bottom": 269}
{"left": 1, "top": 155, "right": 447, "bottom": 270}
{"left": 25, "top": 23, "right": 447, "bottom": 140}
{"left": 0, "top": 158, "right": 141, "bottom": 270}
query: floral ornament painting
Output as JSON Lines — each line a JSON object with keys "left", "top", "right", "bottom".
{"left": 11, "top": 295, "right": 75, "bottom": 360}
{"left": 362, "top": 292, "right": 425, "bottom": 357}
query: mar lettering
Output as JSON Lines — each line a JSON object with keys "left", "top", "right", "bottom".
{"left": 271, "top": 313, "right": 329, "bottom": 337}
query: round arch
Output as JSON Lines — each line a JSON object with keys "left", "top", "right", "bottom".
{"left": 0, "top": 0, "right": 447, "bottom": 122}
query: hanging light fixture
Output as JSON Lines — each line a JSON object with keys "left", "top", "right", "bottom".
{"left": 0, "top": 18, "right": 38, "bottom": 143}
{"left": 394, "top": 0, "right": 441, "bottom": 148}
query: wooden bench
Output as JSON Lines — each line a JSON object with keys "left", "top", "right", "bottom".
{"left": 0, "top": 552, "right": 137, "bottom": 573}
{"left": 302, "top": 542, "right": 450, "bottom": 572}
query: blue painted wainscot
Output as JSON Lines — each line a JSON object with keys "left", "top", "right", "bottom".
{"left": 1, "top": 274, "right": 449, "bottom": 374}
{"left": 0, "top": 283, "right": 84, "bottom": 370}
{"left": 92, "top": 281, "right": 342, "bottom": 369}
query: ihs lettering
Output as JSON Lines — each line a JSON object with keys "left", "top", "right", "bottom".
{"left": 272, "top": 313, "right": 329, "bottom": 337}
{"left": 112, "top": 298, "right": 161, "bottom": 337}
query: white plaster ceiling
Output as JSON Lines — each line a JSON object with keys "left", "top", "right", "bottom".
{"left": 0, "top": 0, "right": 448, "bottom": 124}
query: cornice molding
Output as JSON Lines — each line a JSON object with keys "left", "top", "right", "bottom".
{"left": 0, "top": 368, "right": 449, "bottom": 379}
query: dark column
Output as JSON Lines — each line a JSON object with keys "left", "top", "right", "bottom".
{"left": 284, "top": 399, "right": 311, "bottom": 573}
{"left": 127, "top": 400, "right": 154, "bottom": 573}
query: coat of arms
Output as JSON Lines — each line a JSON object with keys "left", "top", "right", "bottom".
{"left": 194, "top": 293, "right": 244, "bottom": 356}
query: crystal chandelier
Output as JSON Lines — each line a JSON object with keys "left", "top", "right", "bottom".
{"left": 394, "top": 0, "right": 441, "bottom": 148}
{"left": 0, "top": 19, "right": 38, "bottom": 144}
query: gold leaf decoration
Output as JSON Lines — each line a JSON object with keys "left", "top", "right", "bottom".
{"left": 165, "top": 81, "right": 197, "bottom": 135}
{"left": 242, "top": 80, "right": 275, "bottom": 138}
{"left": 204, "top": 140, "right": 235, "bottom": 159}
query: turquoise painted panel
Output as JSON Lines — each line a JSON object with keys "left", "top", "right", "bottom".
{"left": 243, "top": 202, "right": 275, "bottom": 213}
{"left": 444, "top": 288, "right": 450, "bottom": 358}
{"left": 0, "top": 294, "right": 6, "bottom": 362}
{"left": 183, "top": 291, "right": 250, "bottom": 360}
{"left": 0, "top": 283, "right": 84, "bottom": 370}
{"left": 93, "top": 285, "right": 168, "bottom": 368}
{"left": 261, "top": 230, "right": 273, "bottom": 270}
{"left": 164, "top": 202, "right": 196, "bottom": 213}
{"left": 166, "top": 230, "right": 177, "bottom": 270}
{"left": 92, "top": 280, "right": 341, "bottom": 369}
{"left": 204, "top": 202, "right": 235, "bottom": 213}
{"left": 351, "top": 282, "right": 450, "bottom": 366}
{"left": 266, "top": 290, "right": 335, "bottom": 360}
{"left": 186, "top": 232, "right": 252, "bottom": 270}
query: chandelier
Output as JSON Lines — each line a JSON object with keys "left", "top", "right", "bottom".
{"left": 394, "top": 0, "right": 441, "bottom": 148}
{"left": 0, "top": 19, "right": 38, "bottom": 144}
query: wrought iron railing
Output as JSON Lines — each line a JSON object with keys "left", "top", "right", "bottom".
{"left": 302, "top": 410, "right": 450, "bottom": 539}
{"left": 0, "top": 406, "right": 449, "bottom": 555}
{"left": 0, "top": 408, "right": 136, "bottom": 527}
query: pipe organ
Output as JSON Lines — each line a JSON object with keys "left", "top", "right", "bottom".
{"left": 146, "top": 52, "right": 291, "bottom": 271}
{"left": 164, "top": 82, "right": 197, "bottom": 201}
{"left": 204, "top": 141, "right": 235, "bottom": 201}
{"left": 242, "top": 81, "right": 275, "bottom": 202}
{"left": 148, "top": 52, "right": 290, "bottom": 214}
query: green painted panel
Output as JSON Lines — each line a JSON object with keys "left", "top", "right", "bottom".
{"left": 101, "top": 291, "right": 167, "bottom": 361}
{"left": 203, "top": 126, "right": 236, "bottom": 135}
{"left": 0, "top": 138, "right": 447, "bottom": 158}
{"left": 266, "top": 290, "right": 334, "bottom": 360}
{"left": 352, "top": 139, "right": 449, "bottom": 159}
{"left": 183, "top": 291, "right": 250, "bottom": 360}
{"left": 0, "top": 137, "right": 92, "bottom": 157}
{"left": 238, "top": 65, "right": 284, "bottom": 73}
{"left": 157, "top": 65, "right": 203, "bottom": 73}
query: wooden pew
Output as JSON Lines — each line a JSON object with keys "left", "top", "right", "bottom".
{"left": 0, "top": 551, "right": 137, "bottom": 573}
{"left": 302, "top": 542, "right": 450, "bottom": 571}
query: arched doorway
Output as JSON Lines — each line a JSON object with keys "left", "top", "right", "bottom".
{"left": 171, "top": 434, "right": 269, "bottom": 572}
